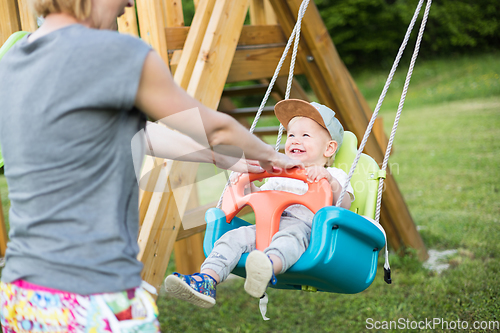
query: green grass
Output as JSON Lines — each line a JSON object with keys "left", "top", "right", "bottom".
{"left": 1, "top": 52, "right": 499, "bottom": 332}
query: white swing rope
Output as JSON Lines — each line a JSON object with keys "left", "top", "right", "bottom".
{"left": 216, "top": 0, "right": 310, "bottom": 209}
{"left": 334, "top": 0, "right": 432, "bottom": 278}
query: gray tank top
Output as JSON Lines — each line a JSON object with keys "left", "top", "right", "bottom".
{"left": 0, "top": 24, "right": 151, "bottom": 294}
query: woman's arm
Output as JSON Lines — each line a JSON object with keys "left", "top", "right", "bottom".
{"left": 134, "top": 51, "right": 302, "bottom": 172}
{"left": 143, "top": 121, "right": 265, "bottom": 173}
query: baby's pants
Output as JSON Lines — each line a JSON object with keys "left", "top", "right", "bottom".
{"left": 201, "top": 214, "right": 311, "bottom": 282}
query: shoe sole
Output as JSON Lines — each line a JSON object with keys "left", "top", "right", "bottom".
{"left": 164, "top": 275, "right": 216, "bottom": 308}
{"left": 244, "top": 250, "right": 273, "bottom": 298}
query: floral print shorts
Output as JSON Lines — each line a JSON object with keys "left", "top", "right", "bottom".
{"left": 0, "top": 280, "right": 160, "bottom": 333}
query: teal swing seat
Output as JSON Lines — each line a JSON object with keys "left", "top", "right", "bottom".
{"left": 204, "top": 131, "right": 387, "bottom": 294}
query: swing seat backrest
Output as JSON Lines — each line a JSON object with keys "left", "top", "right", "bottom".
{"left": 0, "top": 31, "right": 29, "bottom": 169}
{"left": 334, "top": 131, "right": 384, "bottom": 220}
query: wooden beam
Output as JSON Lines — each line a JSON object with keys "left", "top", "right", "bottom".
{"left": 219, "top": 106, "right": 274, "bottom": 119}
{"left": 186, "top": 0, "right": 251, "bottom": 108}
{"left": 16, "top": 0, "right": 37, "bottom": 32}
{"left": 270, "top": 0, "right": 427, "bottom": 260}
{"left": 0, "top": 191, "right": 8, "bottom": 257}
{"left": 250, "top": 0, "right": 267, "bottom": 25}
{"left": 166, "top": 24, "right": 286, "bottom": 50}
{"left": 0, "top": 0, "right": 21, "bottom": 44}
{"left": 263, "top": 0, "right": 277, "bottom": 25}
{"left": 221, "top": 84, "right": 268, "bottom": 97}
{"left": 174, "top": 187, "right": 205, "bottom": 274}
{"left": 173, "top": 0, "right": 216, "bottom": 89}
{"left": 117, "top": 7, "right": 139, "bottom": 36}
{"left": 226, "top": 46, "right": 304, "bottom": 83}
{"left": 237, "top": 25, "right": 286, "bottom": 46}
{"left": 252, "top": 126, "right": 283, "bottom": 137}
{"left": 273, "top": 76, "right": 310, "bottom": 101}
{"left": 164, "top": 0, "right": 184, "bottom": 27}
{"left": 136, "top": 0, "right": 170, "bottom": 65}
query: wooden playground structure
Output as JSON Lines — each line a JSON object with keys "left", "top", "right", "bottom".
{"left": 0, "top": 0, "right": 428, "bottom": 295}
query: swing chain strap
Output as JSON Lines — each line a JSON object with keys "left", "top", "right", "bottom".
{"left": 216, "top": 0, "right": 310, "bottom": 209}
{"left": 380, "top": 0, "right": 431, "bottom": 278}
{"left": 276, "top": 0, "right": 310, "bottom": 151}
{"left": 335, "top": 0, "right": 427, "bottom": 208}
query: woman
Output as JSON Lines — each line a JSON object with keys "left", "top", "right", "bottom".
{"left": 0, "top": 0, "right": 301, "bottom": 330}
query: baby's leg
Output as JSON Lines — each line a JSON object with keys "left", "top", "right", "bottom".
{"left": 201, "top": 225, "right": 256, "bottom": 283}
{"left": 264, "top": 216, "right": 311, "bottom": 274}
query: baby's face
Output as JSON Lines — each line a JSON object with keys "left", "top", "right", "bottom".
{"left": 285, "top": 117, "right": 334, "bottom": 167}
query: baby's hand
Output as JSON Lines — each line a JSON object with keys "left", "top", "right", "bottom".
{"left": 305, "top": 165, "right": 332, "bottom": 183}
{"left": 230, "top": 172, "right": 241, "bottom": 185}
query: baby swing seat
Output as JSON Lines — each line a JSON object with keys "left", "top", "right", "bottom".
{"left": 204, "top": 132, "right": 387, "bottom": 294}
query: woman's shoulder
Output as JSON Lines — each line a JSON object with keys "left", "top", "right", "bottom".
{"left": 70, "top": 25, "right": 149, "bottom": 51}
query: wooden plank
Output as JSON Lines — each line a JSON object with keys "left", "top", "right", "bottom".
{"left": 169, "top": 49, "right": 182, "bottom": 75}
{"left": 263, "top": 0, "right": 277, "bottom": 25}
{"left": 226, "top": 46, "right": 304, "bottom": 83}
{"left": 186, "top": 0, "right": 251, "bottom": 108}
{"left": 0, "top": 0, "right": 21, "bottom": 44}
{"left": 270, "top": 0, "right": 427, "bottom": 260}
{"left": 0, "top": 191, "right": 8, "bottom": 257}
{"left": 174, "top": 187, "right": 205, "bottom": 274}
{"left": 238, "top": 25, "right": 286, "bottom": 46}
{"left": 252, "top": 126, "right": 282, "bottom": 137}
{"left": 220, "top": 106, "right": 274, "bottom": 119}
{"left": 136, "top": 0, "right": 169, "bottom": 65}
{"left": 16, "top": 0, "right": 37, "bottom": 32}
{"left": 373, "top": 117, "right": 389, "bottom": 153}
{"left": 166, "top": 25, "right": 286, "bottom": 51}
{"left": 221, "top": 84, "right": 268, "bottom": 97}
{"left": 173, "top": 0, "right": 216, "bottom": 89}
{"left": 274, "top": 76, "right": 310, "bottom": 101}
{"left": 250, "top": 0, "right": 267, "bottom": 25}
{"left": 117, "top": 7, "right": 139, "bottom": 36}
{"left": 165, "top": 26, "right": 189, "bottom": 50}
{"left": 165, "top": 0, "right": 184, "bottom": 27}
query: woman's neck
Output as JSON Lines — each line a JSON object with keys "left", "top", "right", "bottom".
{"left": 28, "top": 13, "right": 90, "bottom": 42}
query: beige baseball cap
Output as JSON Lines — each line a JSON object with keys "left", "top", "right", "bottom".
{"left": 274, "top": 99, "right": 344, "bottom": 148}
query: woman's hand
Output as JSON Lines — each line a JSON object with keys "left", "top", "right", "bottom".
{"left": 260, "top": 151, "right": 304, "bottom": 173}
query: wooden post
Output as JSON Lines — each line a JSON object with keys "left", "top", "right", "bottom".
{"left": 270, "top": 0, "right": 427, "bottom": 260}
{"left": 16, "top": 0, "right": 38, "bottom": 32}
{"left": 173, "top": 187, "right": 205, "bottom": 274}
{"left": 0, "top": 192, "right": 8, "bottom": 257}
{"left": 250, "top": 0, "right": 267, "bottom": 25}
{"left": 164, "top": 0, "right": 184, "bottom": 27}
{"left": 136, "top": 0, "right": 170, "bottom": 65}
{"left": 0, "top": 0, "right": 21, "bottom": 44}
{"left": 117, "top": 7, "right": 139, "bottom": 36}
{"left": 173, "top": 0, "right": 217, "bottom": 90}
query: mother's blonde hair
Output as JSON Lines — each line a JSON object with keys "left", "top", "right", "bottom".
{"left": 31, "top": 0, "right": 91, "bottom": 21}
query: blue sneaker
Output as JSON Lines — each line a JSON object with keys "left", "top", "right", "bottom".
{"left": 164, "top": 272, "right": 217, "bottom": 308}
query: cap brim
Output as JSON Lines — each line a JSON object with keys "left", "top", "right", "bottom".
{"left": 274, "top": 99, "right": 327, "bottom": 130}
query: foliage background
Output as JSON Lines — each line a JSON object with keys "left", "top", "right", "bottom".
{"left": 182, "top": 0, "right": 500, "bottom": 71}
